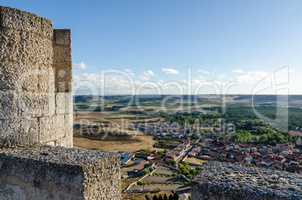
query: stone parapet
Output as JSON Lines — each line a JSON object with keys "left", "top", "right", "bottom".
{"left": 192, "top": 162, "right": 302, "bottom": 200}
{"left": 0, "top": 146, "right": 121, "bottom": 200}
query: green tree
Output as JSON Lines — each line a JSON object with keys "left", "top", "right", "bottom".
{"left": 233, "top": 131, "right": 253, "bottom": 143}
{"left": 179, "top": 163, "right": 190, "bottom": 176}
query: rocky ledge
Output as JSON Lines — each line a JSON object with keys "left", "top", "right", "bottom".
{"left": 192, "top": 161, "right": 302, "bottom": 200}
{"left": 0, "top": 145, "right": 118, "bottom": 166}
{"left": 0, "top": 146, "right": 121, "bottom": 200}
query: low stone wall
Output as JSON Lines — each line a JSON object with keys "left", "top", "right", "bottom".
{"left": 0, "top": 146, "right": 121, "bottom": 200}
{"left": 192, "top": 162, "right": 302, "bottom": 200}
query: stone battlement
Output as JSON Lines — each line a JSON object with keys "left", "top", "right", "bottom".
{"left": 0, "top": 6, "right": 121, "bottom": 200}
{"left": 0, "top": 146, "right": 121, "bottom": 200}
{"left": 192, "top": 162, "right": 302, "bottom": 200}
{"left": 0, "top": 6, "right": 72, "bottom": 147}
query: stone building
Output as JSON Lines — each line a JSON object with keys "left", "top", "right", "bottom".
{"left": 0, "top": 6, "right": 121, "bottom": 200}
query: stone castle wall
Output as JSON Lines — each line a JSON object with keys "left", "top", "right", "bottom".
{"left": 0, "top": 6, "right": 72, "bottom": 147}
{"left": 0, "top": 146, "right": 121, "bottom": 200}
{"left": 0, "top": 6, "right": 121, "bottom": 200}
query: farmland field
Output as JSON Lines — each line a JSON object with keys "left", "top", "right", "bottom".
{"left": 74, "top": 135, "right": 155, "bottom": 152}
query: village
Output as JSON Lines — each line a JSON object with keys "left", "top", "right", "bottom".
{"left": 121, "top": 121, "right": 302, "bottom": 199}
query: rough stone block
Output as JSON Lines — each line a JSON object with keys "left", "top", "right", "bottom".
{"left": 0, "top": 117, "right": 39, "bottom": 147}
{"left": 0, "top": 91, "right": 55, "bottom": 118}
{"left": 53, "top": 46, "right": 72, "bottom": 63}
{"left": 0, "top": 30, "right": 53, "bottom": 92}
{"left": 39, "top": 66, "right": 55, "bottom": 94}
{"left": 55, "top": 134, "right": 73, "bottom": 148}
{"left": 53, "top": 29, "right": 72, "bottom": 93}
{"left": 0, "top": 61, "right": 37, "bottom": 92}
{"left": 0, "top": 146, "right": 121, "bottom": 200}
{"left": 41, "top": 17, "right": 54, "bottom": 38}
{"left": 54, "top": 63, "right": 72, "bottom": 92}
{"left": 0, "top": 28, "right": 22, "bottom": 62}
{"left": 20, "top": 92, "right": 55, "bottom": 117}
{"left": 63, "top": 113, "right": 73, "bottom": 147}
{"left": 39, "top": 115, "right": 65, "bottom": 143}
{"left": 0, "top": 91, "right": 19, "bottom": 119}
{"left": 0, "top": 28, "right": 52, "bottom": 67}
{"left": 47, "top": 113, "right": 73, "bottom": 147}
{"left": 0, "top": 6, "right": 53, "bottom": 38}
{"left": 55, "top": 93, "right": 72, "bottom": 114}
{"left": 20, "top": 31, "right": 53, "bottom": 66}
{"left": 192, "top": 162, "right": 302, "bottom": 200}
{"left": 54, "top": 29, "right": 71, "bottom": 46}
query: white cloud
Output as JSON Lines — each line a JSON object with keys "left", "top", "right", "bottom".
{"left": 146, "top": 70, "right": 154, "bottom": 76}
{"left": 74, "top": 62, "right": 87, "bottom": 70}
{"left": 235, "top": 70, "right": 268, "bottom": 84}
{"left": 197, "top": 69, "right": 210, "bottom": 75}
{"left": 74, "top": 72, "right": 136, "bottom": 95}
{"left": 124, "top": 68, "right": 135, "bottom": 77}
{"left": 232, "top": 69, "right": 244, "bottom": 74}
{"left": 73, "top": 66, "right": 302, "bottom": 95}
{"left": 140, "top": 70, "right": 155, "bottom": 81}
{"left": 162, "top": 68, "right": 179, "bottom": 75}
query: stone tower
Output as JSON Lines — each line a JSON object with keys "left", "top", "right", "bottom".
{"left": 0, "top": 6, "right": 72, "bottom": 147}
{"left": 0, "top": 6, "right": 121, "bottom": 200}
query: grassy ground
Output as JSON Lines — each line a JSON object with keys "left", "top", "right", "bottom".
{"left": 74, "top": 135, "right": 155, "bottom": 152}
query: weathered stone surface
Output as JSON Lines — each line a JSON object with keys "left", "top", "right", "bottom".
{"left": 0, "top": 117, "right": 39, "bottom": 147}
{"left": 53, "top": 29, "right": 72, "bottom": 93}
{"left": 0, "top": 6, "right": 53, "bottom": 38}
{"left": 0, "top": 146, "right": 121, "bottom": 200}
{"left": 0, "top": 91, "right": 20, "bottom": 119}
{"left": 39, "top": 66, "right": 55, "bottom": 93}
{"left": 0, "top": 28, "right": 52, "bottom": 66}
{"left": 55, "top": 133, "right": 73, "bottom": 148}
{"left": 0, "top": 6, "right": 72, "bottom": 147}
{"left": 54, "top": 29, "right": 71, "bottom": 46}
{"left": 53, "top": 47, "right": 72, "bottom": 63}
{"left": 192, "top": 162, "right": 302, "bottom": 200}
{"left": 0, "top": 62, "right": 54, "bottom": 93}
{"left": 55, "top": 114, "right": 74, "bottom": 148}
{"left": 21, "top": 92, "right": 55, "bottom": 117}
{"left": 0, "top": 91, "right": 55, "bottom": 118}
{"left": 55, "top": 92, "right": 72, "bottom": 114}
{"left": 0, "top": 61, "right": 39, "bottom": 92}
{"left": 0, "top": 6, "right": 121, "bottom": 200}
{"left": 39, "top": 115, "right": 65, "bottom": 143}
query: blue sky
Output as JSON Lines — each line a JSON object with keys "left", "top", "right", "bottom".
{"left": 2, "top": 0, "right": 302, "bottom": 94}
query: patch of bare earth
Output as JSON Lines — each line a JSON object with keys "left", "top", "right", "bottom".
{"left": 74, "top": 135, "right": 155, "bottom": 152}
